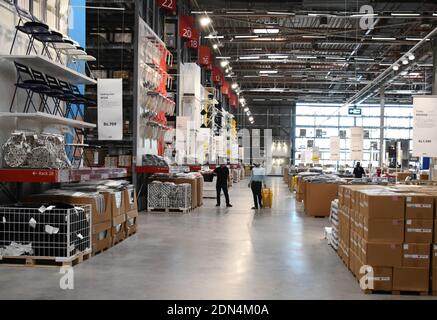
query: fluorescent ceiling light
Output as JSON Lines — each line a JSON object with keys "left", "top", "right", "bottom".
{"left": 243, "top": 75, "right": 260, "bottom": 78}
{"left": 200, "top": 16, "right": 212, "bottom": 26}
{"left": 302, "top": 35, "right": 326, "bottom": 39}
{"left": 350, "top": 13, "right": 378, "bottom": 17}
{"left": 234, "top": 35, "right": 259, "bottom": 39}
{"left": 191, "top": 11, "right": 213, "bottom": 14}
{"left": 205, "top": 35, "right": 224, "bottom": 39}
{"left": 433, "top": 13, "right": 437, "bottom": 17}
{"left": 406, "top": 38, "right": 423, "bottom": 41}
{"left": 253, "top": 28, "right": 280, "bottom": 34}
{"left": 220, "top": 60, "right": 229, "bottom": 67}
{"left": 255, "top": 37, "right": 286, "bottom": 41}
{"left": 216, "top": 56, "right": 231, "bottom": 59}
{"left": 354, "top": 57, "right": 375, "bottom": 61}
{"left": 227, "top": 11, "right": 254, "bottom": 14}
{"left": 259, "top": 70, "right": 278, "bottom": 74}
{"left": 243, "top": 48, "right": 263, "bottom": 51}
{"left": 379, "top": 63, "right": 392, "bottom": 66}
{"left": 372, "top": 37, "right": 396, "bottom": 41}
{"left": 391, "top": 13, "right": 421, "bottom": 16}
{"left": 296, "top": 56, "right": 317, "bottom": 59}
{"left": 253, "top": 99, "right": 266, "bottom": 101}
{"left": 239, "top": 56, "right": 260, "bottom": 60}
{"left": 268, "top": 55, "right": 288, "bottom": 59}
{"left": 267, "top": 11, "right": 294, "bottom": 15}
{"left": 271, "top": 99, "right": 282, "bottom": 101}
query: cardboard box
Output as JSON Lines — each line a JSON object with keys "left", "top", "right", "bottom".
{"left": 435, "top": 220, "right": 437, "bottom": 243}
{"left": 363, "top": 218, "right": 404, "bottom": 243}
{"left": 123, "top": 187, "right": 138, "bottom": 214}
{"left": 432, "top": 244, "right": 437, "bottom": 268}
{"left": 305, "top": 183, "right": 339, "bottom": 217}
{"left": 432, "top": 268, "right": 437, "bottom": 293}
{"left": 402, "top": 243, "right": 431, "bottom": 268}
{"left": 405, "top": 219, "right": 433, "bottom": 243}
{"left": 108, "top": 190, "right": 124, "bottom": 217}
{"left": 393, "top": 267, "right": 429, "bottom": 292}
{"left": 92, "top": 220, "right": 112, "bottom": 254}
{"left": 196, "top": 176, "right": 203, "bottom": 207}
{"left": 362, "top": 242, "right": 402, "bottom": 267}
{"left": 111, "top": 213, "right": 127, "bottom": 245}
{"left": 405, "top": 194, "right": 434, "bottom": 220}
{"left": 125, "top": 209, "right": 139, "bottom": 236}
{"left": 367, "top": 267, "right": 393, "bottom": 292}
{"left": 360, "top": 192, "right": 405, "bottom": 219}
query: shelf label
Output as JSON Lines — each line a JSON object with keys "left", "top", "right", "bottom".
{"left": 413, "top": 96, "right": 437, "bottom": 157}
{"left": 98, "top": 79, "right": 123, "bottom": 141}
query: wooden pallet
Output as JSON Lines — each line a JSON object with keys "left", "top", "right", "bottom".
{"left": 363, "top": 289, "right": 429, "bottom": 296}
{"left": 112, "top": 237, "right": 126, "bottom": 246}
{"left": 148, "top": 207, "right": 192, "bottom": 213}
{"left": 0, "top": 250, "right": 91, "bottom": 268}
{"left": 92, "top": 246, "right": 110, "bottom": 257}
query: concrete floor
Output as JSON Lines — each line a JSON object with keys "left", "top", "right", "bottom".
{"left": 0, "top": 177, "right": 435, "bottom": 300}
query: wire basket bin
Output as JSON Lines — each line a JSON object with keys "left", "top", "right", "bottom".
{"left": 0, "top": 204, "right": 91, "bottom": 261}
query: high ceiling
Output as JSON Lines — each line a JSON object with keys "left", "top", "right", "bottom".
{"left": 191, "top": 0, "right": 437, "bottom": 105}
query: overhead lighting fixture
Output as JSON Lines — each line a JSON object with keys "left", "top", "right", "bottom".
{"left": 191, "top": 11, "right": 213, "bottom": 14}
{"left": 234, "top": 35, "right": 259, "bottom": 39}
{"left": 372, "top": 37, "right": 396, "bottom": 41}
{"left": 354, "top": 57, "right": 375, "bottom": 61}
{"left": 407, "top": 53, "right": 415, "bottom": 61}
{"left": 259, "top": 70, "right": 278, "bottom": 74}
{"left": 271, "top": 99, "right": 282, "bottom": 101}
{"left": 249, "top": 116, "right": 254, "bottom": 122}
{"left": 405, "top": 38, "right": 423, "bottom": 41}
{"left": 401, "top": 58, "right": 409, "bottom": 65}
{"left": 296, "top": 56, "right": 317, "bottom": 59}
{"left": 255, "top": 37, "right": 286, "bottom": 41}
{"left": 216, "top": 56, "right": 231, "bottom": 59}
{"left": 220, "top": 60, "right": 229, "bottom": 68}
{"left": 231, "top": 83, "right": 238, "bottom": 89}
{"left": 253, "top": 99, "right": 266, "bottom": 101}
{"left": 205, "top": 35, "right": 224, "bottom": 39}
{"left": 253, "top": 28, "right": 280, "bottom": 34}
{"left": 302, "top": 35, "right": 326, "bottom": 39}
{"left": 379, "top": 63, "right": 392, "bottom": 66}
{"left": 391, "top": 13, "right": 421, "bottom": 16}
{"left": 239, "top": 56, "right": 260, "bottom": 60}
{"left": 239, "top": 97, "right": 246, "bottom": 104}
{"left": 199, "top": 16, "right": 212, "bottom": 26}
{"left": 213, "top": 44, "right": 219, "bottom": 50}
{"left": 227, "top": 11, "right": 254, "bottom": 14}
{"left": 268, "top": 55, "right": 288, "bottom": 59}
{"left": 243, "top": 107, "right": 249, "bottom": 112}
{"left": 350, "top": 13, "right": 378, "bottom": 17}
{"left": 267, "top": 11, "right": 294, "bottom": 15}
{"left": 393, "top": 63, "right": 400, "bottom": 71}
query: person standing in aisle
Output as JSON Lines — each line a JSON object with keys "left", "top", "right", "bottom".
{"left": 353, "top": 162, "right": 366, "bottom": 178}
{"left": 214, "top": 163, "right": 232, "bottom": 208}
{"left": 249, "top": 163, "right": 266, "bottom": 210}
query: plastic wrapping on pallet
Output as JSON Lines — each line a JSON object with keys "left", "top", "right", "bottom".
{"left": 2, "top": 131, "right": 71, "bottom": 169}
{"left": 148, "top": 182, "right": 191, "bottom": 209}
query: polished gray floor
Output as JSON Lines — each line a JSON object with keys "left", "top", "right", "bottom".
{"left": 0, "top": 177, "right": 435, "bottom": 300}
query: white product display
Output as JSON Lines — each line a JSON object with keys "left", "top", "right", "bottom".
{"left": 97, "top": 79, "right": 123, "bottom": 140}
{"left": 350, "top": 127, "right": 363, "bottom": 160}
{"left": 412, "top": 96, "right": 437, "bottom": 157}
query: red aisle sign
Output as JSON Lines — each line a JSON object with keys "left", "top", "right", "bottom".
{"left": 212, "top": 66, "right": 223, "bottom": 85}
{"left": 222, "top": 81, "right": 230, "bottom": 97}
{"left": 199, "top": 46, "right": 212, "bottom": 65}
{"left": 186, "top": 28, "right": 200, "bottom": 49}
{"left": 230, "top": 94, "right": 238, "bottom": 109}
{"left": 205, "top": 63, "right": 213, "bottom": 71}
{"left": 157, "top": 0, "right": 177, "bottom": 12}
{"left": 180, "top": 15, "right": 194, "bottom": 39}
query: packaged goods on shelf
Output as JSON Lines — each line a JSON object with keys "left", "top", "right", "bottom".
{"left": 330, "top": 200, "right": 339, "bottom": 251}
{"left": 0, "top": 203, "right": 91, "bottom": 258}
{"left": 2, "top": 131, "right": 71, "bottom": 169}
{"left": 142, "top": 154, "right": 169, "bottom": 167}
{"left": 148, "top": 181, "right": 192, "bottom": 210}
{"left": 105, "top": 156, "right": 118, "bottom": 168}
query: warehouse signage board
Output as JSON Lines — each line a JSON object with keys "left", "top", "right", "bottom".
{"left": 413, "top": 96, "right": 437, "bottom": 157}
{"left": 350, "top": 127, "right": 363, "bottom": 160}
{"left": 348, "top": 107, "right": 362, "bottom": 116}
{"left": 98, "top": 79, "right": 123, "bottom": 140}
{"left": 330, "top": 136, "right": 340, "bottom": 161}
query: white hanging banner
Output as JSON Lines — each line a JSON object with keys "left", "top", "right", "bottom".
{"left": 312, "top": 147, "right": 321, "bottom": 163}
{"left": 98, "top": 79, "right": 123, "bottom": 140}
{"left": 330, "top": 136, "right": 340, "bottom": 161}
{"left": 413, "top": 96, "right": 437, "bottom": 157}
{"left": 350, "top": 127, "right": 363, "bottom": 160}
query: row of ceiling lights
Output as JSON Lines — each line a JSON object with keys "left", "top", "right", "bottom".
{"left": 200, "top": 15, "right": 254, "bottom": 125}
{"left": 194, "top": 10, "right": 437, "bottom": 17}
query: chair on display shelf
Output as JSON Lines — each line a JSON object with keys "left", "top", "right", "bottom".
{"left": 10, "top": 62, "right": 51, "bottom": 113}
{"left": 29, "top": 69, "right": 64, "bottom": 115}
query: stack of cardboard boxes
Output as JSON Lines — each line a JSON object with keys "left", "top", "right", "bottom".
{"left": 338, "top": 185, "right": 436, "bottom": 294}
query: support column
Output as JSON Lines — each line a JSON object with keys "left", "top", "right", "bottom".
{"left": 430, "top": 39, "right": 437, "bottom": 180}
{"left": 290, "top": 104, "right": 296, "bottom": 164}
{"left": 379, "top": 87, "right": 385, "bottom": 168}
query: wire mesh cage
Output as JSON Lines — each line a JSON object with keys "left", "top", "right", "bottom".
{"left": 0, "top": 204, "right": 92, "bottom": 260}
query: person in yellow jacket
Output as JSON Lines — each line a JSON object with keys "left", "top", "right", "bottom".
{"left": 248, "top": 163, "right": 267, "bottom": 209}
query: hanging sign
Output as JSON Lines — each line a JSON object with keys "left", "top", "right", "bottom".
{"left": 413, "top": 96, "right": 437, "bottom": 157}
{"left": 158, "top": 0, "right": 177, "bottom": 12}
{"left": 230, "top": 94, "right": 238, "bottom": 109}
{"left": 221, "top": 81, "right": 230, "bottom": 97}
{"left": 330, "top": 136, "right": 340, "bottom": 161}
{"left": 350, "top": 127, "right": 363, "bottom": 160}
{"left": 179, "top": 15, "right": 194, "bottom": 39}
{"left": 98, "top": 79, "right": 123, "bottom": 140}
{"left": 205, "top": 63, "right": 213, "bottom": 71}
{"left": 186, "top": 28, "right": 200, "bottom": 49}
{"left": 212, "top": 66, "right": 223, "bottom": 85}
{"left": 199, "top": 46, "right": 212, "bottom": 66}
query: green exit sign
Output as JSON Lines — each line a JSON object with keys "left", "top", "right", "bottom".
{"left": 348, "top": 107, "right": 362, "bottom": 116}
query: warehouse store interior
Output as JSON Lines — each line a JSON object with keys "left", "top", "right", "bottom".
{"left": 1, "top": 0, "right": 437, "bottom": 301}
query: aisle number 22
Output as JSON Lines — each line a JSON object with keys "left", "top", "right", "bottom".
{"left": 159, "top": 0, "right": 176, "bottom": 12}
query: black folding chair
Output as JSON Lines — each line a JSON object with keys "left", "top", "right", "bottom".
{"left": 31, "top": 70, "right": 64, "bottom": 116}
{"left": 10, "top": 62, "right": 51, "bottom": 113}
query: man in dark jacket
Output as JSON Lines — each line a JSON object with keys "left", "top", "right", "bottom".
{"left": 213, "top": 164, "right": 232, "bottom": 207}
{"left": 353, "top": 162, "right": 366, "bottom": 178}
